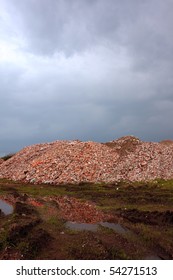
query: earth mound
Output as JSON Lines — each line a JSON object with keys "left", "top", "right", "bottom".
{"left": 160, "top": 139, "right": 173, "bottom": 146}
{"left": 0, "top": 136, "right": 173, "bottom": 184}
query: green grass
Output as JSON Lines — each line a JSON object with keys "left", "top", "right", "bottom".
{"left": 1, "top": 178, "right": 173, "bottom": 259}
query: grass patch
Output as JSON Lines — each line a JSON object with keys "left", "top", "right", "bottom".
{"left": 1, "top": 178, "right": 173, "bottom": 259}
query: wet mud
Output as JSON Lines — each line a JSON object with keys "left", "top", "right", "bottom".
{"left": 117, "top": 208, "right": 173, "bottom": 225}
{"left": 0, "top": 179, "right": 173, "bottom": 260}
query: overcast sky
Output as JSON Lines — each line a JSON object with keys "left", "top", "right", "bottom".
{"left": 0, "top": 0, "right": 173, "bottom": 155}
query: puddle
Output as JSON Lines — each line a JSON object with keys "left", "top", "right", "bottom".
{"left": 66, "top": 221, "right": 98, "bottom": 232}
{"left": 65, "top": 221, "right": 129, "bottom": 234}
{"left": 0, "top": 199, "right": 13, "bottom": 215}
{"left": 99, "top": 222, "right": 128, "bottom": 234}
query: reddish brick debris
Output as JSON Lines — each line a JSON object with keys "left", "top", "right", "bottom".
{"left": 45, "top": 196, "right": 112, "bottom": 223}
{"left": 0, "top": 136, "right": 173, "bottom": 184}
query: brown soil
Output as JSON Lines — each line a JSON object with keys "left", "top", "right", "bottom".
{"left": 160, "top": 139, "right": 173, "bottom": 145}
{"left": 117, "top": 208, "right": 173, "bottom": 225}
{"left": 0, "top": 180, "right": 173, "bottom": 260}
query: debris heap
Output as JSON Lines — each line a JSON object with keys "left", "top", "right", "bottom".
{"left": 0, "top": 136, "right": 173, "bottom": 184}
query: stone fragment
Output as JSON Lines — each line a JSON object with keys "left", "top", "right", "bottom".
{"left": 0, "top": 136, "right": 173, "bottom": 184}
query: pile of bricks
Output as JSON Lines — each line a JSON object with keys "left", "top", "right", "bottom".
{"left": 51, "top": 196, "right": 112, "bottom": 223}
{"left": 0, "top": 136, "right": 173, "bottom": 184}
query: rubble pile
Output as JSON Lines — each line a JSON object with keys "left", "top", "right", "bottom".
{"left": 0, "top": 159, "right": 4, "bottom": 165}
{"left": 53, "top": 196, "right": 112, "bottom": 223}
{"left": 0, "top": 136, "right": 173, "bottom": 184}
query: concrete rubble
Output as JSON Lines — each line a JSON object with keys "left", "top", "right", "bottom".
{"left": 0, "top": 136, "right": 173, "bottom": 184}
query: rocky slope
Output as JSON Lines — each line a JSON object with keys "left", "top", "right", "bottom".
{"left": 0, "top": 136, "right": 173, "bottom": 184}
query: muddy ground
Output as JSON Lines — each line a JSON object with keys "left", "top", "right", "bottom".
{"left": 0, "top": 179, "right": 173, "bottom": 260}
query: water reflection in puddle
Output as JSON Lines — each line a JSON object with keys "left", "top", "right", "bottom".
{"left": 0, "top": 199, "right": 13, "bottom": 215}
{"left": 100, "top": 222, "right": 128, "bottom": 234}
{"left": 66, "top": 222, "right": 98, "bottom": 232}
{"left": 65, "top": 221, "right": 128, "bottom": 234}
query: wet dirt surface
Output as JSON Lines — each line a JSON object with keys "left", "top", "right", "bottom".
{"left": 0, "top": 179, "right": 173, "bottom": 259}
{"left": 116, "top": 208, "right": 173, "bottom": 225}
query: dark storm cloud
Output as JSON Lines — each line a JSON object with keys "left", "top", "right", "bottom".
{"left": 0, "top": 0, "right": 173, "bottom": 155}
{"left": 4, "top": 0, "right": 121, "bottom": 55}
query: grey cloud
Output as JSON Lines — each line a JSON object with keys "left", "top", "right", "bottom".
{"left": 2, "top": 0, "right": 173, "bottom": 61}
{"left": 3, "top": 0, "right": 121, "bottom": 55}
{"left": 122, "top": 1, "right": 173, "bottom": 72}
{"left": 0, "top": 0, "right": 173, "bottom": 155}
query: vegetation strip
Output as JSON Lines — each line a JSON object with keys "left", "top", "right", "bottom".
{"left": 0, "top": 179, "right": 173, "bottom": 260}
